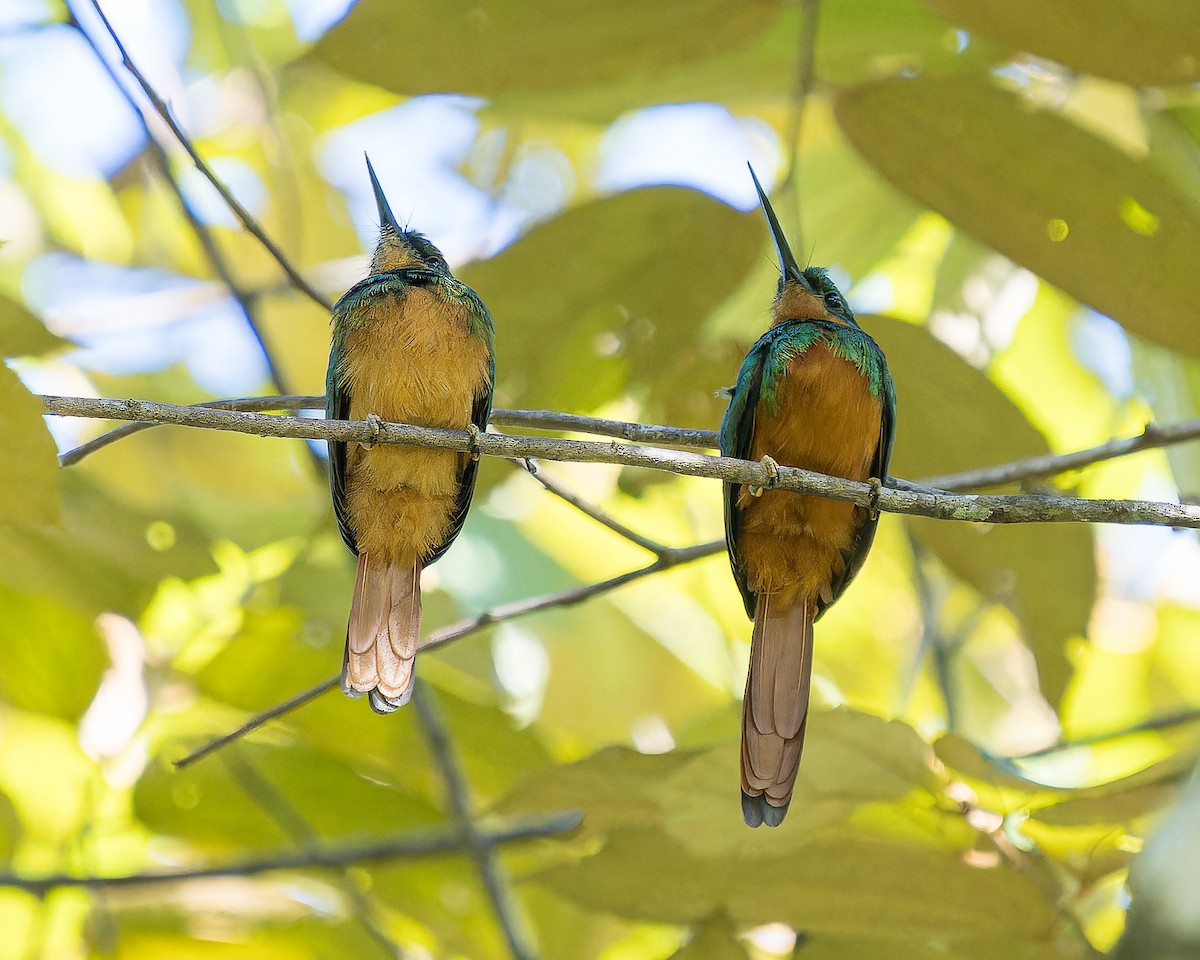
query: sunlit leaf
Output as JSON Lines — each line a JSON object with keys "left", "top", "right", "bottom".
{"left": 0, "top": 363, "right": 59, "bottom": 530}
{"left": 0, "top": 295, "right": 68, "bottom": 358}
{"left": 461, "top": 188, "right": 760, "bottom": 419}
{"left": 837, "top": 77, "right": 1200, "bottom": 357}
{"left": 916, "top": 0, "right": 1200, "bottom": 86}
{"left": 866, "top": 316, "right": 1095, "bottom": 703}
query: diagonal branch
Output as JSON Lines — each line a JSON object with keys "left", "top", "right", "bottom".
{"left": 517, "top": 458, "right": 669, "bottom": 556}
{"left": 0, "top": 811, "right": 582, "bottom": 895}
{"left": 68, "top": 6, "right": 295, "bottom": 397}
{"left": 173, "top": 541, "right": 724, "bottom": 769}
{"left": 39, "top": 395, "right": 1200, "bottom": 530}
{"left": 414, "top": 683, "right": 539, "bottom": 960}
{"left": 82, "top": 0, "right": 330, "bottom": 310}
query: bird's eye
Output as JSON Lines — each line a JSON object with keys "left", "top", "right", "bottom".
{"left": 824, "top": 292, "right": 840, "bottom": 308}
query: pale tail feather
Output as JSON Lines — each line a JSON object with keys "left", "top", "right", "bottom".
{"left": 342, "top": 552, "right": 421, "bottom": 714}
{"left": 740, "top": 593, "right": 813, "bottom": 828}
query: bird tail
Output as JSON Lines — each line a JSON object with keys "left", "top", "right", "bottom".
{"left": 342, "top": 552, "right": 421, "bottom": 714}
{"left": 740, "top": 593, "right": 813, "bottom": 827}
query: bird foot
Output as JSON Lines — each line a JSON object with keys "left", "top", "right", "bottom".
{"left": 748, "top": 455, "right": 780, "bottom": 497}
{"left": 359, "top": 413, "right": 384, "bottom": 450}
{"left": 466, "top": 423, "right": 483, "bottom": 462}
{"left": 867, "top": 476, "right": 882, "bottom": 519}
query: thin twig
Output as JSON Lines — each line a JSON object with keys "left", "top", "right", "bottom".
{"left": 82, "top": 0, "right": 330, "bottom": 310}
{"left": 927, "top": 420, "right": 1200, "bottom": 492}
{"left": 221, "top": 748, "right": 405, "bottom": 957}
{"left": 68, "top": 6, "right": 294, "bottom": 396}
{"left": 173, "top": 541, "right": 723, "bottom": 768}
{"left": 780, "top": 0, "right": 821, "bottom": 203}
{"left": 39, "top": 396, "right": 1200, "bottom": 530}
{"left": 0, "top": 812, "right": 583, "bottom": 895}
{"left": 175, "top": 677, "right": 338, "bottom": 769}
{"left": 414, "top": 684, "right": 538, "bottom": 960}
{"left": 1011, "top": 709, "right": 1200, "bottom": 761}
{"left": 518, "top": 458, "right": 668, "bottom": 556}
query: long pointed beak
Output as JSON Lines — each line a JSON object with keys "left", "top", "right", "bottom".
{"left": 365, "top": 153, "right": 402, "bottom": 235}
{"left": 748, "top": 164, "right": 808, "bottom": 290}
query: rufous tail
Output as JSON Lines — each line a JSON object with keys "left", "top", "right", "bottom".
{"left": 740, "top": 593, "right": 813, "bottom": 827}
{"left": 342, "top": 552, "right": 421, "bottom": 713}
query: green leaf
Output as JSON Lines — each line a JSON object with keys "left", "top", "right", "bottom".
{"left": 0, "top": 581, "right": 107, "bottom": 720}
{"left": 501, "top": 710, "right": 938, "bottom": 858}
{"left": 307, "top": 0, "right": 781, "bottom": 104}
{"left": 916, "top": 0, "right": 1200, "bottom": 86}
{"left": 0, "top": 362, "right": 59, "bottom": 529}
{"left": 865, "top": 316, "right": 1095, "bottom": 703}
{"left": 837, "top": 76, "right": 1200, "bottom": 357}
{"left": 134, "top": 742, "right": 442, "bottom": 853}
{"left": 461, "top": 188, "right": 760, "bottom": 417}
{"left": 0, "top": 295, "right": 67, "bottom": 358}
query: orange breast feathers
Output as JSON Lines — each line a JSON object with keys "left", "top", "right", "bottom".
{"left": 735, "top": 341, "right": 883, "bottom": 607}
{"left": 338, "top": 287, "right": 492, "bottom": 566}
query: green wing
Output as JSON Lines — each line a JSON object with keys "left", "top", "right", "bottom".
{"left": 720, "top": 334, "right": 770, "bottom": 620}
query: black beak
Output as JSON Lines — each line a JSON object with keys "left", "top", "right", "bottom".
{"left": 365, "top": 153, "right": 402, "bottom": 236}
{"left": 748, "top": 164, "right": 810, "bottom": 292}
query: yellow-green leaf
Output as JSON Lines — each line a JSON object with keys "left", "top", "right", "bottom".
{"left": 916, "top": 0, "right": 1200, "bottom": 86}
{"left": 0, "top": 362, "right": 60, "bottom": 529}
{"left": 837, "top": 77, "right": 1200, "bottom": 357}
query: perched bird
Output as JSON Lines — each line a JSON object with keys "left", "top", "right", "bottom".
{"left": 326, "top": 156, "right": 494, "bottom": 713}
{"left": 720, "top": 167, "right": 895, "bottom": 827}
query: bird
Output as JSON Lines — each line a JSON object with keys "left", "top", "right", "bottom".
{"left": 720, "top": 166, "right": 895, "bottom": 827}
{"left": 325, "top": 155, "right": 495, "bottom": 714}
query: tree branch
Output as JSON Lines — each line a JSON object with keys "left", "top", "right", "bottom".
{"left": 414, "top": 684, "right": 539, "bottom": 960}
{"left": 68, "top": 7, "right": 295, "bottom": 397}
{"left": 40, "top": 395, "right": 1200, "bottom": 529}
{"left": 0, "top": 812, "right": 582, "bottom": 895}
{"left": 174, "top": 540, "right": 724, "bottom": 769}
{"left": 82, "top": 0, "right": 330, "bottom": 310}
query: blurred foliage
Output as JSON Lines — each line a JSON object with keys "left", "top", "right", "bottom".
{"left": 1, "top": 0, "right": 1200, "bottom": 957}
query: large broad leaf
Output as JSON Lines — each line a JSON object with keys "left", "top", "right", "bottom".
{"left": 460, "top": 188, "right": 760, "bottom": 418}
{"left": 916, "top": 0, "right": 1200, "bottom": 87}
{"left": 0, "top": 582, "right": 107, "bottom": 720}
{"left": 866, "top": 317, "right": 1095, "bottom": 704}
{"left": 500, "top": 710, "right": 940, "bottom": 859}
{"left": 0, "top": 363, "right": 59, "bottom": 529}
{"left": 0, "top": 295, "right": 67, "bottom": 358}
{"left": 837, "top": 77, "right": 1200, "bottom": 357}
{"left": 307, "top": 0, "right": 779, "bottom": 103}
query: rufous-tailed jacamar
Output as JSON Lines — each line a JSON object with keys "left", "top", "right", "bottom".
{"left": 326, "top": 156, "right": 495, "bottom": 713}
{"left": 721, "top": 166, "right": 895, "bottom": 827}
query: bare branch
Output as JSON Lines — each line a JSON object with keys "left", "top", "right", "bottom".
{"left": 173, "top": 541, "right": 723, "bottom": 768}
{"left": 68, "top": 8, "right": 296, "bottom": 397}
{"left": 928, "top": 419, "right": 1200, "bottom": 492}
{"left": 0, "top": 812, "right": 582, "bottom": 895}
{"left": 83, "top": 0, "right": 330, "bottom": 310}
{"left": 40, "top": 395, "right": 1200, "bottom": 529}
{"left": 414, "top": 684, "right": 538, "bottom": 960}
{"left": 517, "top": 458, "right": 669, "bottom": 556}
{"left": 1012, "top": 709, "right": 1200, "bottom": 761}
{"left": 175, "top": 678, "right": 338, "bottom": 769}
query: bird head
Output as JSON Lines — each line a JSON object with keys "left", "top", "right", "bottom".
{"left": 748, "top": 164, "right": 857, "bottom": 329}
{"left": 365, "top": 154, "right": 451, "bottom": 276}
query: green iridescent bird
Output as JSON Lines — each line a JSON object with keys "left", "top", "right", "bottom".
{"left": 721, "top": 166, "right": 895, "bottom": 827}
{"left": 326, "top": 155, "right": 494, "bottom": 713}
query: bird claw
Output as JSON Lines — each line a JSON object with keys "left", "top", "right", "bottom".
{"left": 867, "top": 476, "right": 882, "bottom": 519}
{"left": 466, "top": 423, "right": 483, "bottom": 462}
{"left": 748, "top": 455, "right": 780, "bottom": 498}
{"left": 359, "top": 413, "right": 383, "bottom": 450}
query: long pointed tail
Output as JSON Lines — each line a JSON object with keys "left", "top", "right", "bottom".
{"left": 740, "top": 593, "right": 813, "bottom": 827}
{"left": 342, "top": 552, "right": 421, "bottom": 713}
